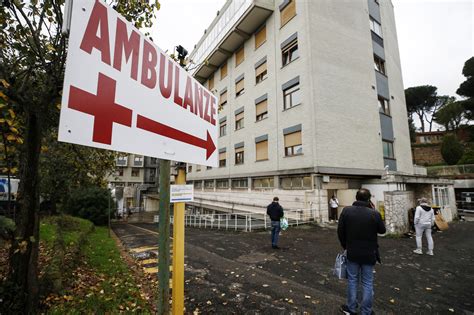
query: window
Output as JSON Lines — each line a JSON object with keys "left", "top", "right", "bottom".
{"left": 282, "top": 39, "right": 298, "bottom": 66}
{"left": 374, "top": 55, "right": 386, "bottom": 75}
{"left": 116, "top": 168, "right": 124, "bottom": 176}
{"left": 117, "top": 156, "right": 128, "bottom": 166}
{"left": 194, "top": 181, "right": 202, "bottom": 189}
{"left": 206, "top": 166, "right": 212, "bottom": 170}
{"left": 255, "top": 61, "right": 267, "bottom": 84}
{"left": 232, "top": 178, "right": 248, "bottom": 189}
{"left": 220, "top": 62, "right": 228, "bottom": 79}
{"left": 253, "top": 177, "right": 274, "bottom": 189}
{"left": 219, "top": 151, "right": 226, "bottom": 167}
{"left": 196, "top": 165, "right": 201, "bottom": 172}
{"left": 219, "top": 90, "right": 227, "bottom": 107}
{"left": 208, "top": 76, "right": 214, "bottom": 90}
{"left": 148, "top": 168, "right": 156, "bottom": 182}
{"left": 219, "top": 121, "right": 227, "bottom": 137}
{"left": 235, "top": 78, "right": 244, "bottom": 97}
{"left": 256, "top": 140, "right": 268, "bottom": 161}
{"left": 256, "top": 99, "right": 268, "bottom": 121}
{"left": 151, "top": 157, "right": 158, "bottom": 164}
{"left": 235, "top": 46, "right": 245, "bottom": 67}
{"left": 433, "top": 185, "right": 450, "bottom": 208}
{"left": 235, "top": 112, "right": 244, "bottom": 130}
{"left": 235, "top": 147, "right": 244, "bottom": 165}
{"left": 284, "top": 131, "right": 302, "bottom": 156}
{"left": 255, "top": 25, "right": 266, "bottom": 49}
{"left": 281, "top": 175, "right": 311, "bottom": 189}
{"left": 216, "top": 179, "right": 229, "bottom": 189}
{"left": 280, "top": 0, "right": 296, "bottom": 27}
{"left": 369, "top": 17, "right": 382, "bottom": 37}
{"left": 204, "top": 180, "right": 214, "bottom": 189}
{"left": 378, "top": 95, "right": 390, "bottom": 116}
{"left": 283, "top": 83, "right": 302, "bottom": 109}
{"left": 383, "top": 140, "right": 394, "bottom": 159}
{"left": 188, "top": 165, "right": 192, "bottom": 173}
{"left": 134, "top": 155, "right": 143, "bottom": 166}
{"left": 131, "top": 168, "right": 140, "bottom": 177}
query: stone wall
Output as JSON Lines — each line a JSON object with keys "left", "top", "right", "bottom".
{"left": 384, "top": 191, "right": 415, "bottom": 234}
{"left": 412, "top": 144, "right": 444, "bottom": 166}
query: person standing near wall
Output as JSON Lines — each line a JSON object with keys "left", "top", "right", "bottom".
{"left": 338, "top": 188, "right": 386, "bottom": 315}
{"left": 267, "top": 197, "right": 284, "bottom": 249}
{"left": 329, "top": 195, "right": 339, "bottom": 222}
{"left": 413, "top": 197, "right": 435, "bottom": 255}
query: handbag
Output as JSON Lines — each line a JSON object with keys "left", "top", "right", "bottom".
{"left": 280, "top": 217, "right": 288, "bottom": 230}
{"left": 333, "top": 251, "right": 347, "bottom": 279}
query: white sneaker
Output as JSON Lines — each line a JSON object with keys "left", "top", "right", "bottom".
{"left": 426, "top": 251, "right": 434, "bottom": 256}
{"left": 413, "top": 249, "right": 423, "bottom": 255}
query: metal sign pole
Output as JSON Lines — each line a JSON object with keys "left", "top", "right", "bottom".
{"left": 157, "top": 159, "right": 171, "bottom": 315}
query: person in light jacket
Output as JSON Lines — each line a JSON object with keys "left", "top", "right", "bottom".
{"left": 413, "top": 197, "right": 435, "bottom": 256}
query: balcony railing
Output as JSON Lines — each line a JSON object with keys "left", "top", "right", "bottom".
{"left": 427, "top": 164, "right": 474, "bottom": 177}
{"left": 190, "top": 0, "right": 254, "bottom": 68}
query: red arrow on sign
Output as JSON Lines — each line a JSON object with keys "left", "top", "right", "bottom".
{"left": 136, "top": 115, "right": 216, "bottom": 160}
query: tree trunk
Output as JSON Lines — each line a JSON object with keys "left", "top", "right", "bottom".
{"left": 8, "top": 111, "right": 42, "bottom": 313}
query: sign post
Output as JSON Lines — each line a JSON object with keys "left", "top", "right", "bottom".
{"left": 158, "top": 159, "right": 171, "bottom": 315}
{"left": 172, "top": 165, "right": 187, "bottom": 315}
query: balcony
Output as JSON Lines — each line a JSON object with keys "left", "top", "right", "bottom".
{"left": 190, "top": 0, "right": 274, "bottom": 83}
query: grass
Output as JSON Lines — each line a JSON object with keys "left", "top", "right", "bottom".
{"left": 43, "top": 219, "right": 151, "bottom": 314}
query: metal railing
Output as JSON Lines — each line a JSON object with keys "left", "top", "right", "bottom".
{"left": 427, "top": 164, "right": 474, "bottom": 176}
{"left": 183, "top": 209, "right": 321, "bottom": 232}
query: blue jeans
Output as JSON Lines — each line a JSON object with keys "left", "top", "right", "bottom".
{"left": 271, "top": 221, "right": 280, "bottom": 247}
{"left": 346, "top": 259, "right": 374, "bottom": 315}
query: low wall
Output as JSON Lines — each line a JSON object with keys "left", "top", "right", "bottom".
{"left": 384, "top": 191, "right": 415, "bottom": 234}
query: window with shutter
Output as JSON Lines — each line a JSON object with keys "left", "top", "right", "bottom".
{"left": 256, "top": 100, "right": 268, "bottom": 121}
{"left": 284, "top": 131, "right": 302, "bottom": 156}
{"left": 280, "top": 0, "right": 296, "bottom": 27}
{"left": 255, "top": 25, "right": 266, "bottom": 49}
{"left": 235, "top": 46, "right": 245, "bottom": 67}
{"left": 235, "top": 78, "right": 245, "bottom": 97}
{"left": 255, "top": 61, "right": 267, "bottom": 84}
{"left": 220, "top": 63, "right": 228, "bottom": 79}
{"left": 256, "top": 140, "right": 268, "bottom": 161}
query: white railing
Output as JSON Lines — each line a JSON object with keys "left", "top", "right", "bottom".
{"left": 183, "top": 209, "right": 321, "bottom": 232}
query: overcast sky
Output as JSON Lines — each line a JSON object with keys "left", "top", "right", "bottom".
{"left": 151, "top": 0, "right": 473, "bottom": 98}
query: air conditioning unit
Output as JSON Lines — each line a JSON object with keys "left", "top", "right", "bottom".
{"left": 322, "top": 175, "right": 330, "bottom": 183}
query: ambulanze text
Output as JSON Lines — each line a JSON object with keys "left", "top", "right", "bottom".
{"left": 80, "top": 1, "right": 217, "bottom": 126}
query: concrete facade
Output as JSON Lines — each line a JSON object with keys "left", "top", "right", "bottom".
{"left": 182, "top": 0, "right": 455, "bottom": 231}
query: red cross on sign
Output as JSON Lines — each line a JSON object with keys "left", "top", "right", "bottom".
{"left": 68, "top": 73, "right": 133, "bottom": 145}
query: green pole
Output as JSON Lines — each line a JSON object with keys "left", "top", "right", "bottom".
{"left": 157, "top": 159, "right": 171, "bottom": 314}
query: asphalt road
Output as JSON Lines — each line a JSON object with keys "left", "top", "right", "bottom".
{"left": 112, "top": 220, "right": 474, "bottom": 314}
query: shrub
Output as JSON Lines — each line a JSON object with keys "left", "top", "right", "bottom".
{"left": 64, "top": 187, "right": 111, "bottom": 225}
{"left": 441, "top": 134, "right": 464, "bottom": 165}
{"left": 458, "top": 144, "right": 474, "bottom": 164}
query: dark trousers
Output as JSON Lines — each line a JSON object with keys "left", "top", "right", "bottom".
{"left": 330, "top": 207, "right": 338, "bottom": 220}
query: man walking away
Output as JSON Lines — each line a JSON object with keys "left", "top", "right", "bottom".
{"left": 337, "top": 188, "right": 386, "bottom": 315}
{"left": 267, "top": 197, "right": 284, "bottom": 249}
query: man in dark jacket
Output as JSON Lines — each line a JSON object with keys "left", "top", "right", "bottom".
{"left": 267, "top": 197, "right": 284, "bottom": 249}
{"left": 337, "top": 188, "right": 386, "bottom": 315}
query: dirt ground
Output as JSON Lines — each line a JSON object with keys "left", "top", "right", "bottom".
{"left": 113, "top": 220, "right": 474, "bottom": 314}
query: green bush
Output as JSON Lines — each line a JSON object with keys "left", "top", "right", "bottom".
{"left": 458, "top": 144, "right": 474, "bottom": 164}
{"left": 64, "top": 187, "right": 111, "bottom": 225}
{"left": 441, "top": 134, "right": 464, "bottom": 165}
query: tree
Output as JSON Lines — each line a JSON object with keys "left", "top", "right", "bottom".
{"left": 441, "top": 134, "right": 464, "bottom": 165}
{"left": 457, "top": 57, "right": 474, "bottom": 121}
{"left": 434, "top": 99, "right": 467, "bottom": 131}
{"left": 39, "top": 129, "right": 117, "bottom": 214}
{"left": 0, "top": 1, "right": 159, "bottom": 312}
{"left": 405, "top": 85, "right": 438, "bottom": 132}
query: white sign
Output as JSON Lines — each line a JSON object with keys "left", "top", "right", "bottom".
{"left": 59, "top": 1, "right": 218, "bottom": 166}
{"left": 170, "top": 185, "right": 194, "bottom": 203}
